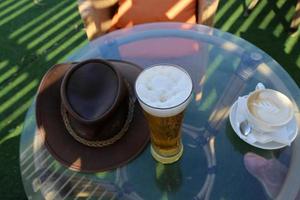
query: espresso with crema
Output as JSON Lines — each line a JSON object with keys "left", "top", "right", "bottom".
{"left": 247, "top": 89, "right": 293, "bottom": 126}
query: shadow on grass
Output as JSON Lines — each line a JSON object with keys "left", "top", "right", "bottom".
{"left": 240, "top": 28, "right": 300, "bottom": 86}
{"left": 0, "top": 0, "right": 87, "bottom": 198}
{"left": 215, "top": 0, "right": 300, "bottom": 86}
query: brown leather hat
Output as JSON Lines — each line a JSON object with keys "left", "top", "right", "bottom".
{"left": 36, "top": 59, "right": 149, "bottom": 172}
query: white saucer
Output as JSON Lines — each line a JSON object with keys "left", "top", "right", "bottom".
{"left": 229, "top": 99, "right": 298, "bottom": 150}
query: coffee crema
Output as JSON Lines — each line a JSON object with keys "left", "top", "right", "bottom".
{"left": 247, "top": 89, "right": 293, "bottom": 126}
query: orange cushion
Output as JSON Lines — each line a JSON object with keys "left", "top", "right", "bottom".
{"left": 119, "top": 38, "right": 201, "bottom": 58}
{"left": 110, "top": 0, "right": 197, "bottom": 30}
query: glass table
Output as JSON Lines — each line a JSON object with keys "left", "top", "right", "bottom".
{"left": 20, "top": 22, "right": 300, "bottom": 200}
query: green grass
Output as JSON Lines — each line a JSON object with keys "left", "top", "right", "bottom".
{"left": 0, "top": 0, "right": 87, "bottom": 198}
{"left": 215, "top": 0, "right": 300, "bottom": 85}
{"left": 0, "top": 0, "right": 299, "bottom": 199}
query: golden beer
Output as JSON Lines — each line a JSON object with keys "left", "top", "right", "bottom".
{"left": 144, "top": 111, "right": 184, "bottom": 157}
{"left": 135, "top": 64, "right": 193, "bottom": 164}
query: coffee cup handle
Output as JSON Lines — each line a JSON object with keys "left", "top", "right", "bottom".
{"left": 255, "top": 82, "right": 265, "bottom": 91}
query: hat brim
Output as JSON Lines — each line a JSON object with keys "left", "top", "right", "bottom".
{"left": 36, "top": 60, "right": 150, "bottom": 172}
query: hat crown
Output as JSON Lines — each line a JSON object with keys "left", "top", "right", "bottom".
{"left": 61, "top": 60, "right": 125, "bottom": 125}
{"left": 66, "top": 62, "right": 119, "bottom": 120}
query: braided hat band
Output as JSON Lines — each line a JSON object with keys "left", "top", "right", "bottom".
{"left": 61, "top": 81, "right": 136, "bottom": 147}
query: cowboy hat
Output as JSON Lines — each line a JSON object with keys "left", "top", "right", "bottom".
{"left": 36, "top": 59, "right": 149, "bottom": 172}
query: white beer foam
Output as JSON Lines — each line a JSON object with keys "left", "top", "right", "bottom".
{"left": 135, "top": 65, "right": 193, "bottom": 117}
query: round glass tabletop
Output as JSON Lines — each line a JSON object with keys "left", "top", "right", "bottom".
{"left": 20, "top": 22, "right": 300, "bottom": 200}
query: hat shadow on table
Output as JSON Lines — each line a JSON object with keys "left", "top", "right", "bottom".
{"left": 36, "top": 59, "right": 150, "bottom": 172}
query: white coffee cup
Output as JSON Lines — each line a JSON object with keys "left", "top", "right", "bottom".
{"left": 245, "top": 88, "right": 294, "bottom": 132}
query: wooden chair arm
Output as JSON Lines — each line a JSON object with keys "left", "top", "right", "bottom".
{"left": 78, "top": 0, "right": 118, "bottom": 40}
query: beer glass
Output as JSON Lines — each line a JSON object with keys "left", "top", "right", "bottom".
{"left": 135, "top": 64, "right": 193, "bottom": 164}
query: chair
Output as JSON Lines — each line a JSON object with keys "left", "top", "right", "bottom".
{"left": 78, "top": 0, "right": 220, "bottom": 40}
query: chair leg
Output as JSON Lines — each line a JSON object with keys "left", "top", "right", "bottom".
{"left": 197, "top": 0, "right": 220, "bottom": 26}
{"left": 290, "top": 0, "right": 300, "bottom": 32}
{"left": 248, "top": 0, "right": 260, "bottom": 10}
{"left": 243, "top": 0, "right": 260, "bottom": 17}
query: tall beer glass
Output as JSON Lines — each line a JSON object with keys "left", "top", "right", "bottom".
{"left": 135, "top": 64, "right": 193, "bottom": 164}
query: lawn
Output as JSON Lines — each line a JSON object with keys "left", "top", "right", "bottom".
{"left": 0, "top": 0, "right": 299, "bottom": 199}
